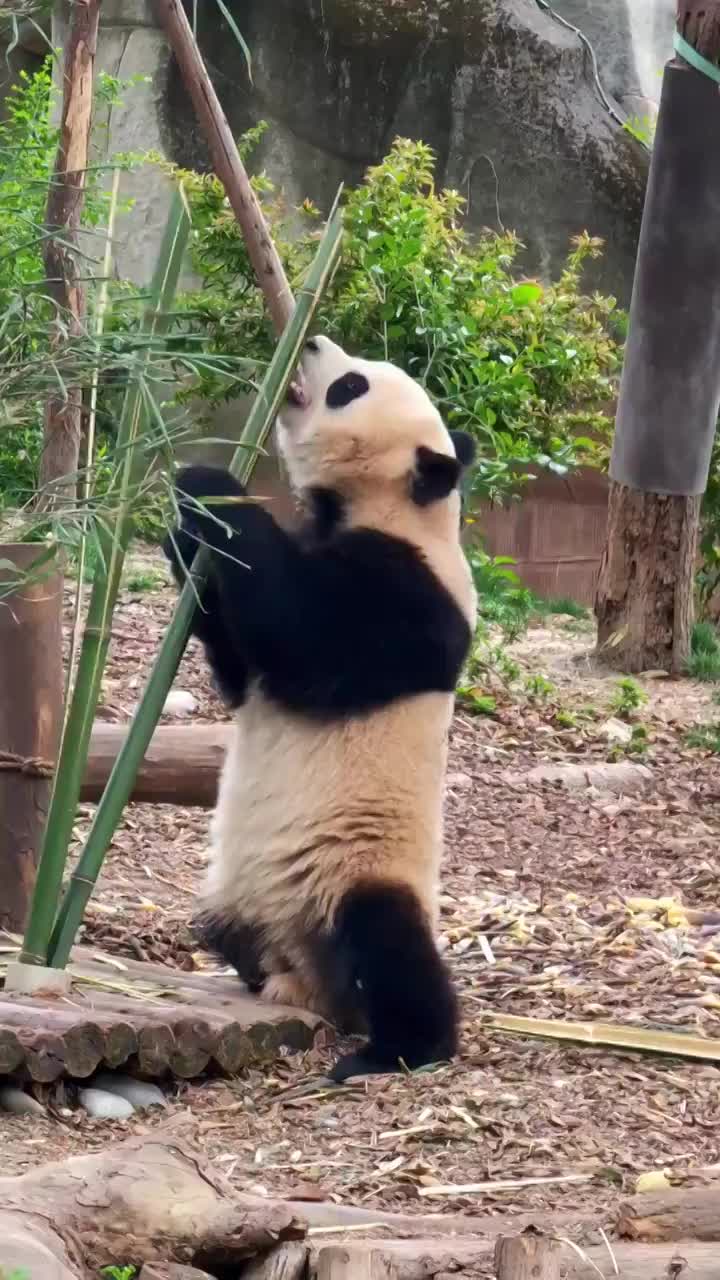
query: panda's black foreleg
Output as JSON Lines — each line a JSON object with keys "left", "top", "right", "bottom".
{"left": 162, "top": 468, "right": 257, "bottom": 707}
{"left": 325, "top": 882, "right": 459, "bottom": 1083}
{"left": 172, "top": 464, "right": 300, "bottom": 616}
{"left": 194, "top": 910, "right": 268, "bottom": 993}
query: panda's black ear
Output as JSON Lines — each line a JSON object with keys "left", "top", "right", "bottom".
{"left": 412, "top": 446, "right": 461, "bottom": 506}
{"left": 450, "top": 430, "right": 476, "bottom": 468}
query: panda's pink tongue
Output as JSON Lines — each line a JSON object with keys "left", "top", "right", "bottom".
{"left": 286, "top": 376, "right": 308, "bottom": 408}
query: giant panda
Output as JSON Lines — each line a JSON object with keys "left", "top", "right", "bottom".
{"left": 164, "top": 335, "right": 477, "bottom": 1082}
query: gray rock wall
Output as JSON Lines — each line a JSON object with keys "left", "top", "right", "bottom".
{"left": 162, "top": 0, "right": 649, "bottom": 300}
{"left": 3, "top": 0, "right": 673, "bottom": 297}
{"left": 553, "top": 0, "right": 674, "bottom": 110}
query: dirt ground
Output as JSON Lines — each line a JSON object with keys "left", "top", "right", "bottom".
{"left": 4, "top": 553, "right": 720, "bottom": 1235}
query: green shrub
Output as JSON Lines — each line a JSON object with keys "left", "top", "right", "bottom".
{"left": 533, "top": 595, "right": 588, "bottom": 620}
{"left": 170, "top": 135, "right": 621, "bottom": 503}
{"left": 609, "top": 677, "right": 648, "bottom": 720}
{"left": 466, "top": 547, "right": 536, "bottom": 639}
{"left": 0, "top": 64, "right": 253, "bottom": 546}
{"left": 0, "top": 63, "right": 136, "bottom": 508}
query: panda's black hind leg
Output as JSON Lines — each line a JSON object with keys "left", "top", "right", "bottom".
{"left": 325, "top": 881, "right": 458, "bottom": 1083}
{"left": 194, "top": 911, "right": 267, "bottom": 993}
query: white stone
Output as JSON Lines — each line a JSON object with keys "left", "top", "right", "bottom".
{"left": 79, "top": 1087, "right": 135, "bottom": 1119}
{"left": 0, "top": 1086, "right": 45, "bottom": 1116}
{"left": 600, "top": 717, "right": 634, "bottom": 745}
{"left": 445, "top": 771, "right": 472, "bottom": 790}
{"left": 517, "top": 761, "right": 652, "bottom": 794}
{"left": 92, "top": 1072, "right": 167, "bottom": 1109}
{"left": 163, "top": 689, "right": 197, "bottom": 717}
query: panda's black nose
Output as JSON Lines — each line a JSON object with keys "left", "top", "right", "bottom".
{"left": 304, "top": 338, "right": 320, "bottom": 353}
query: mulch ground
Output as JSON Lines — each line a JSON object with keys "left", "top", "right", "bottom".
{"left": 3, "top": 553, "right": 720, "bottom": 1234}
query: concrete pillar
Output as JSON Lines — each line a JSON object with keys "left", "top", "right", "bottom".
{"left": 52, "top": 0, "right": 175, "bottom": 284}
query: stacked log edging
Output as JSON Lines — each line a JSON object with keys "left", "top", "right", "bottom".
{"left": 0, "top": 937, "right": 321, "bottom": 1081}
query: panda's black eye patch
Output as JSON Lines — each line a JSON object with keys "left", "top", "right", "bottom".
{"left": 326, "top": 371, "right": 370, "bottom": 409}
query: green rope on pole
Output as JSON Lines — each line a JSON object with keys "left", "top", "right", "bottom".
{"left": 674, "top": 31, "right": 720, "bottom": 86}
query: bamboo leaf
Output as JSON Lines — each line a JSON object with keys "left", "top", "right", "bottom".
{"left": 213, "top": 0, "right": 252, "bottom": 82}
{"left": 20, "top": 187, "right": 192, "bottom": 969}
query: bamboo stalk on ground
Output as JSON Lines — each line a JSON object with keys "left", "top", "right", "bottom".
{"left": 19, "top": 189, "right": 192, "bottom": 969}
{"left": 46, "top": 199, "right": 344, "bottom": 969}
{"left": 475, "top": 1009, "right": 720, "bottom": 1062}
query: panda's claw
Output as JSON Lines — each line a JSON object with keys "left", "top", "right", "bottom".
{"left": 329, "top": 1047, "right": 398, "bottom": 1084}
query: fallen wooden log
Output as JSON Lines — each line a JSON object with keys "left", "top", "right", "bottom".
{"left": 82, "top": 723, "right": 232, "bottom": 807}
{"left": 306, "top": 1238, "right": 720, "bottom": 1280}
{"left": 0, "top": 1134, "right": 305, "bottom": 1280}
{"left": 617, "top": 1183, "right": 720, "bottom": 1242}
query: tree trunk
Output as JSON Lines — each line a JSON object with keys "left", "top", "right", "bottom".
{"left": 595, "top": 484, "right": 701, "bottom": 672}
{"left": 39, "top": 0, "right": 100, "bottom": 506}
{"left": 494, "top": 1231, "right": 561, "bottom": 1280}
{"left": 677, "top": 2, "right": 720, "bottom": 54}
{"left": 0, "top": 547, "right": 63, "bottom": 932}
{"left": 595, "top": 1, "right": 720, "bottom": 671}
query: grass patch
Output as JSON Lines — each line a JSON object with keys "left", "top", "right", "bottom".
{"left": 686, "top": 621, "right": 720, "bottom": 682}
{"left": 533, "top": 596, "right": 589, "bottom": 621}
{"left": 686, "top": 722, "right": 720, "bottom": 753}
{"left": 124, "top": 566, "right": 167, "bottom": 593}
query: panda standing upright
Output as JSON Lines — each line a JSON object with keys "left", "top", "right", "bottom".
{"left": 165, "top": 336, "right": 477, "bottom": 1082}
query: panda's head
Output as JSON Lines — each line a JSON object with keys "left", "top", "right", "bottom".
{"left": 277, "top": 336, "right": 475, "bottom": 528}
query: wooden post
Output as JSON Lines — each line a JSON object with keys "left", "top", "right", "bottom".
{"left": 39, "top": 0, "right": 100, "bottom": 505}
{"left": 595, "top": 0, "right": 720, "bottom": 673}
{"left": 0, "top": 547, "right": 63, "bottom": 933}
{"left": 494, "top": 1231, "right": 561, "bottom": 1280}
{"left": 154, "top": 0, "right": 294, "bottom": 335}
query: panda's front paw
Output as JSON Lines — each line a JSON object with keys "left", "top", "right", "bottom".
{"left": 176, "top": 464, "right": 246, "bottom": 507}
{"left": 173, "top": 465, "right": 248, "bottom": 547}
{"left": 162, "top": 525, "right": 198, "bottom": 581}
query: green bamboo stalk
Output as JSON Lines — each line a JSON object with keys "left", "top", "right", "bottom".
{"left": 47, "top": 196, "right": 344, "bottom": 969}
{"left": 64, "top": 167, "right": 121, "bottom": 717}
{"left": 20, "top": 187, "right": 192, "bottom": 968}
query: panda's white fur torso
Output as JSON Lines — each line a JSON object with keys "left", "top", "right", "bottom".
{"left": 209, "top": 687, "right": 453, "bottom": 936}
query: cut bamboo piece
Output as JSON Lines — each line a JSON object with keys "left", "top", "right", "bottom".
{"left": 477, "top": 1010, "right": 720, "bottom": 1063}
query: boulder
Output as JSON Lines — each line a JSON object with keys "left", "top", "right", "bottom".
{"left": 165, "top": 0, "right": 651, "bottom": 300}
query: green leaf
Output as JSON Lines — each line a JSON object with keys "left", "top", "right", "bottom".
{"left": 511, "top": 282, "right": 543, "bottom": 306}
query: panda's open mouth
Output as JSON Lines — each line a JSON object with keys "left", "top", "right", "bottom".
{"left": 285, "top": 373, "right": 309, "bottom": 409}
